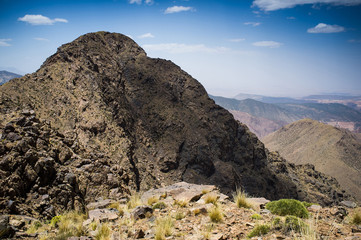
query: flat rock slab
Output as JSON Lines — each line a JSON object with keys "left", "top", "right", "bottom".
{"left": 340, "top": 201, "right": 357, "bottom": 208}
{"left": 247, "top": 197, "right": 270, "bottom": 209}
{"left": 86, "top": 199, "right": 114, "bottom": 210}
{"left": 88, "top": 208, "right": 119, "bottom": 222}
{"left": 141, "top": 182, "right": 217, "bottom": 203}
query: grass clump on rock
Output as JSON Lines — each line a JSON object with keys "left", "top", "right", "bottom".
{"left": 152, "top": 202, "right": 167, "bottom": 210}
{"left": 266, "top": 199, "right": 309, "bottom": 218}
{"left": 204, "top": 193, "right": 218, "bottom": 205}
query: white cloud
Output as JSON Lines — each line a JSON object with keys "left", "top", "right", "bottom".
{"left": 142, "top": 43, "right": 228, "bottom": 54}
{"left": 229, "top": 38, "right": 245, "bottom": 42}
{"left": 252, "top": 0, "right": 361, "bottom": 11}
{"left": 164, "top": 6, "right": 194, "bottom": 14}
{"left": 307, "top": 23, "right": 345, "bottom": 33}
{"left": 348, "top": 39, "right": 361, "bottom": 43}
{"left": 129, "top": 0, "right": 142, "bottom": 4}
{"left": 252, "top": 41, "right": 283, "bottom": 48}
{"left": 0, "top": 39, "right": 11, "bottom": 47}
{"left": 287, "top": 16, "right": 296, "bottom": 20}
{"left": 34, "top": 37, "right": 49, "bottom": 41}
{"left": 18, "top": 14, "right": 68, "bottom": 25}
{"left": 244, "top": 22, "right": 261, "bottom": 27}
{"left": 145, "top": 0, "right": 154, "bottom": 5}
{"left": 138, "top": 33, "right": 155, "bottom": 39}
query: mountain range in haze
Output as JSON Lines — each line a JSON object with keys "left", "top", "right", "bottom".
{"left": 211, "top": 94, "right": 361, "bottom": 138}
{"left": 0, "top": 70, "right": 22, "bottom": 85}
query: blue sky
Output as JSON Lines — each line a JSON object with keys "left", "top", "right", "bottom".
{"left": 0, "top": 0, "right": 360, "bottom": 97}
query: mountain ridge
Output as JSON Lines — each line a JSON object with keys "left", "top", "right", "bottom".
{"left": 0, "top": 32, "right": 353, "bottom": 218}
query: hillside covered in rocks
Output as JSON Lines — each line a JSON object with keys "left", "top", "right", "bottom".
{"left": 0, "top": 32, "right": 355, "bottom": 221}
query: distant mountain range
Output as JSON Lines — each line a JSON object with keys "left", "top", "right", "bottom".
{"left": 263, "top": 118, "right": 361, "bottom": 201}
{"left": 211, "top": 95, "right": 361, "bottom": 137}
{"left": 0, "top": 70, "right": 22, "bottom": 85}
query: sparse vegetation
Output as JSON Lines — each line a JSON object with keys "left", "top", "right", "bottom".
{"left": 127, "top": 192, "right": 142, "bottom": 209}
{"left": 251, "top": 213, "right": 262, "bottom": 220}
{"left": 204, "top": 193, "right": 218, "bottom": 205}
{"left": 202, "top": 189, "right": 210, "bottom": 195}
{"left": 108, "top": 202, "right": 124, "bottom": 216}
{"left": 247, "top": 224, "right": 270, "bottom": 238}
{"left": 208, "top": 205, "right": 223, "bottom": 223}
{"left": 155, "top": 216, "right": 174, "bottom": 240}
{"left": 175, "top": 211, "right": 185, "bottom": 220}
{"left": 233, "top": 189, "right": 252, "bottom": 209}
{"left": 153, "top": 202, "right": 167, "bottom": 210}
{"left": 147, "top": 196, "right": 159, "bottom": 205}
{"left": 284, "top": 215, "right": 309, "bottom": 233}
{"left": 174, "top": 199, "right": 188, "bottom": 208}
{"left": 351, "top": 210, "right": 361, "bottom": 225}
{"left": 272, "top": 217, "right": 283, "bottom": 230}
{"left": 50, "top": 215, "right": 62, "bottom": 228}
{"left": 56, "top": 211, "right": 87, "bottom": 239}
{"left": 94, "top": 223, "right": 111, "bottom": 240}
{"left": 26, "top": 221, "right": 43, "bottom": 234}
{"left": 266, "top": 199, "right": 309, "bottom": 218}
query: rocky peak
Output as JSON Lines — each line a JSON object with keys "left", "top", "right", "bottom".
{"left": 0, "top": 32, "right": 354, "bottom": 219}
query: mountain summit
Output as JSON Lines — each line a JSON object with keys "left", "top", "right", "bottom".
{"left": 0, "top": 32, "right": 351, "bottom": 217}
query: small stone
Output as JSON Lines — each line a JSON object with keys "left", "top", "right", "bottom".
{"left": 131, "top": 205, "right": 153, "bottom": 220}
{"left": 308, "top": 205, "right": 322, "bottom": 212}
{"left": 340, "top": 201, "right": 357, "bottom": 208}
{"left": 87, "top": 199, "right": 113, "bottom": 210}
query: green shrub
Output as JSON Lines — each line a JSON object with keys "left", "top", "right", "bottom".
{"left": 284, "top": 216, "right": 309, "bottom": 233}
{"left": 251, "top": 214, "right": 262, "bottom": 220}
{"left": 271, "top": 217, "right": 283, "bottom": 230}
{"left": 247, "top": 224, "right": 270, "bottom": 238}
{"left": 266, "top": 199, "right": 309, "bottom": 218}
{"left": 175, "top": 212, "right": 184, "bottom": 220}
{"left": 153, "top": 202, "right": 167, "bottom": 210}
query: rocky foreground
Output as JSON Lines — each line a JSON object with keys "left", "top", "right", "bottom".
{"left": 1, "top": 182, "right": 360, "bottom": 239}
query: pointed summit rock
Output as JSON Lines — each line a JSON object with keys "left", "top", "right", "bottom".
{"left": 0, "top": 32, "right": 352, "bottom": 218}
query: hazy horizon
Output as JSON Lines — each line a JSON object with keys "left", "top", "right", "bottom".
{"left": 1, "top": 0, "right": 361, "bottom": 97}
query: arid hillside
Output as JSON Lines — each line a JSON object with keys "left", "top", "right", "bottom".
{"left": 263, "top": 119, "right": 361, "bottom": 201}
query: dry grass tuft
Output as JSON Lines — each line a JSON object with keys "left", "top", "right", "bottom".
{"left": 155, "top": 216, "right": 174, "bottom": 240}
{"left": 95, "top": 223, "right": 111, "bottom": 240}
{"left": 127, "top": 192, "right": 142, "bottom": 209}
{"left": 208, "top": 205, "right": 223, "bottom": 223}
{"left": 233, "top": 189, "right": 252, "bottom": 209}
{"left": 204, "top": 193, "right": 218, "bottom": 205}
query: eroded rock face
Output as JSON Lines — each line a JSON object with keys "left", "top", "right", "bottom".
{"left": 0, "top": 32, "right": 353, "bottom": 218}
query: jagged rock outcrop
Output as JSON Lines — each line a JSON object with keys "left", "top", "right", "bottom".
{"left": 0, "top": 32, "right": 352, "bottom": 218}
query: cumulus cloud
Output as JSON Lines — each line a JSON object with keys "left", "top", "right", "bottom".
{"left": 229, "top": 38, "right": 245, "bottom": 42}
{"left": 138, "top": 33, "right": 155, "bottom": 39}
{"left": 164, "top": 6, "right": 194, "bottom": 14}
{"left": 307, "top": 23, "right": 345, "bottom": 33}
{"left": 253, "top": 0, "right": 361, "bottom": 11}
{"left": 252, "top": 41, "right": 282, "bottom": 48}
{"left": 34, "top": 37, "right": 49, "bottom": 41}
{"left": 0, "top": 39, "right": 11, "bottom": 47}
{"left": 18, "top": 14, "right": 68, "bottom": 25}
{"left": 143, "top": 43, "right": 228, "bottom": 54}
{"left": 244, "top": 22, "right": 261, "bottom": 27}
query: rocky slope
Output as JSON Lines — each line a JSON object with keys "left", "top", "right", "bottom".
{"left": 0, "top": 32, "right": 352, "bottom": 219}
{"left": 263, "top": 119, "right": 361, "bottom": 201}
{"left": 0, "top": 70, "right": 22, "bottom": 85}
{"left": 3, "top": 182, "right": 361, "bottom": 240}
